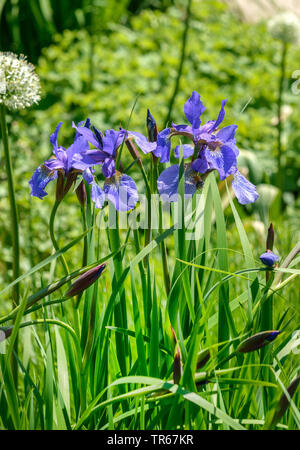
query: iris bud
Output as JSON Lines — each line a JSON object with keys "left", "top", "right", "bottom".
{"left": 270, "top": 376, "right": 300, "bottom": 428}
{"left": 173, "top": 345, "right": 182, "bottom": 385}
{"left": 65, "top": 264, "right": 106, "bottom": 298}
{"left": 237, "top": 330, "right": 280, "bottom": 353}
{"left": 266, "top": 223, "right": 274, "bottom": 252}
{"left": 147, "top": 109, "right": 158, "bottom": 143}
{"left": 196, "top": 349, "right": 210, "bottom": 370}
{"left": 76, "top": 180, "right": 87, "bottom": 207}
{"left": 260, "top": 250, "right": 279, "bottom": 267}
{"left": 0, "top": 327, "right": 12, "bottom": 341}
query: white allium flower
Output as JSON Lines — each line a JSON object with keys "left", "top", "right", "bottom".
{"left": 0, "top": 52, "right": 41, "bottom": 111}
{"left": 268, "top": 12, "right": 300, "bottom": 44}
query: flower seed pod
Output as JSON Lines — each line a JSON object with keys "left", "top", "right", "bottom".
{"left": 237, "top": 330, "right": 280, "bottom": 353}
{"left": 55, "top": 170, "right": 65, "bottom": 202}
{"left": 65, "top": 264, "right": 106, "bottom": 298}
{"left": 196, "top": 349, "right": 210, "bottom": 370}
{"left": 76, "top": 180, "right": 87, "bottom": 208}
{"left": 173, "top": 345, "right": 182, "bottom": 385}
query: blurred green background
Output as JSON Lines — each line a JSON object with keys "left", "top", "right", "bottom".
{"left": 0, "top": 0, "right": 299, "bottom": 289}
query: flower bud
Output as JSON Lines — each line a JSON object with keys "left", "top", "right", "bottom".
{"left": 125, "top": 138, "right": 142, "bottom": 166}
{"left": 147, "top": 109, "right": 158, "bottom": 142}
{"left": 76, "top": 180, "right": 87, "bottom": 208}
{"left": 55, "top": 170, "right": 65, "bottom": 202}
{"left": 266, "top": 223, "right": 274, "bottom": 252}
{"left": 270, "top": 376, "right": 300, "bottom": 428}
{"left": 196, "top": 349, "right": 210, "bottom": 370}
{"left": 65, "top": 264, "right": 106, "bottom": 298}
{"left": 237, "top": 330, "right": 280, "bottom": 353}
{"left": 173, "top": 345, "right": 182, "bottom": 385}
{"left": 260, "top": 250, "right": 279, "bottom": 267}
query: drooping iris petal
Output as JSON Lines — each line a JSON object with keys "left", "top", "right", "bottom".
{"left": 128, "top": 131, "right": 157, "bottom": 154}
{"left": 50, "top": 122, "right": 63, "bottom": 152}
{"left": 184, "top": 91, "right": 206, "bottom": 130}
{"left": 67, "top": 136, "right": 90, "bottom": 171}
{"left": 102, "top": 158, "right": 115, "bottom": 178}
{"left": 209, "top": 99, "right": 227, "bottom": 133}
{"left": 157, "top": 164, "right": 197, "bottom": 202}
{"left": 91, "top": 182, "right": 105, "bottom": 209}
{"left": 231, "top": 170, "right": 259, "bottom": 205}
{"left": 205, "top": 145, "right": 237, "bottom": 180}
{"left": 44, "top": 156, "right": 66, "bottom": 172}
{"left": 104, "top": 173, "right": 138, "bottom": 211}
{"left": 154, "top": 128, "right": 171, "bottom": 162}
{"left": 259, "top": 251, "right": 279, "bottom": 267}
{"left": 174, "top": 144, "right": 194, "bottom": 159}
{"left": 29, "top": 165, "right": 57, "bottom": 199}
{"left": 216, "top": 124, "right": 238, "bottom": 143}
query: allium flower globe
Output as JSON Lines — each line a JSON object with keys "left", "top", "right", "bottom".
{"left": 0, "top": 52, "right": 41, "bottom": 111}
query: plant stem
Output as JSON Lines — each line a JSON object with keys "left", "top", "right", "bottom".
{"left": 0, "top": 104, "right": 20, "bottom": 388}
{"left": 49, "top": 200, "right": 69, "bottom": 275}
{"left": 276, "top": 41, "right": 288, "bottom": 194}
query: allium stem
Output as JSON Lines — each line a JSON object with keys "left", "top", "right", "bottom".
{"left": 276, "top": 41, "right": 288, "bottom": 194}
{"left": 0, "top": 104, "right": 20, "bottom": 387}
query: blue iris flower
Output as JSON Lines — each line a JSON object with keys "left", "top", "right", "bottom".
{"left": 29, "top": 120, "right": 92, "bottom": 199}
{"left": 72, "top": 124, "right": 139, "bottom": 211}
{"left": 157, "top": 91, "right": 258, "bottom": 205}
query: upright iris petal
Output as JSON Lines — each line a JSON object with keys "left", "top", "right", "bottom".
{"left": 91, "top": 182, "right": 105, "bottom": 209}
{"left": 184, "top": 91, "right": 206, "bottom": 130}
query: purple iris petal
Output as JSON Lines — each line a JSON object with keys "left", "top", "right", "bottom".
{"left": 184, "top": 91, "right": 206, "bottom": 130}
{"left": 29, "top": 165, "right": 57, "bottom": 199}
{"left": 82, "top": 168, "right": 94, "bottom": 185}
{"left": 154, "top": 128, "right": 171, "bottom": 162}
{"left": 104, "top": 173, "right": 138, "bottom": 211}
{"left": 102, "top": 158, "right": 115, "bottom": 178}
{"left": 102, "top": 129, "right": 126, "bottom": 156}
{"left": 259, "top": 251, "right": 279, "bottom": 267}
{"left": 72, "top": 149, "right": 107, "bottom": 171}
{"left": 74, "top": 118, "right": 91, "bottom": 141}
{"left": 205, "top": 145, "right": 237, "bottom": 180}
{"left": 172, "top": 123, "right": 193, "bottom": 134}
{"left": 209, "top": 99, "right": 227, "bottom": 133}
{"left": 66, "top": 136, "right": 90, "bottom": 171}
{"left": 50, "top": 122, "right": 63, "bottom": 152}
{"left": 265, "top": 330, "right": 280, "bottom": 341}
{"left": 44, "top": 157, "right": 65, "bottom": 172}
{"left": 174, "top": 144, "right": 194, "bottom": 159}
{"left": 216, "top": 125, "right": 238, "bottom": 143}
{"left": 157, "top": 164, "right": 197, "bottom": 202}
{"left": 91, "top": 182, "right": 105, "bottom": 209}
{"left": 192, "top": 156, "right": 209, "bottom": 174}
{"left": 128, "top": 131, "right": 157, "bottom": 154}
{"left": 231, "top": 170, "right": 259, "bottom": 205}
{"left": 72, "top": 123, "right": 101, "bottom": 149}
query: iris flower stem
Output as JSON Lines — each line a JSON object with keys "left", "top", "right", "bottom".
{"left": 49, "top": 200, "right": 69, "bottom": 275}
{"left": 0, "top": 104, "right": 20, "bottom": 387}
{"left": 276, "top": 41, "right": 288, "bottom": 194}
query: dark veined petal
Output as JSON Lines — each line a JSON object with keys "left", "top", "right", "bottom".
{"left": 104, "top": 173, "right": 138, "bottom": 211}
{"left": 192, "top": 155, "right": 210, "bottom": 174}
{"left": 29, "top": 165, "right": 57, "bottom": 199}
{"left": 174, "top": 144, "right": 194, "bottom": 159}
{"left": 184, "top": 91, "right": 206, "bottom": 130}
{"left": 157, "top": 164, "right": 197, "bottom": 202}
{"left": 231, "top": 170, "right": 259, "bottom": 205}
{"left": 102, "top": 157, "right": 115, "bottom": 178}
{"left": 205, "top": 145, "right": 237, "bottom": 180}
{"left": 91, "top": 182, "right": 105, "bottom": 209}
{"left": 259, "top": 251, "right": 279, "bottom": 267}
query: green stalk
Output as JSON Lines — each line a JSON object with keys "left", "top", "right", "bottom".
{"left": 276, "top": 41, "right": 288, "bottom": 194}
{"left": 0, "top": 104, "right": 20, "bottom": 387}
{"left": 49, "top": 200, "right": 69, "bottom": 275}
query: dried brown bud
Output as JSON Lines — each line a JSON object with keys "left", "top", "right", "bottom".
{"left": 266, "top": 223, "right": 275, "bottom": 251}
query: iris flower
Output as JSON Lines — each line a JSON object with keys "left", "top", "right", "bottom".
{"left": 157, "top": 91, "right": 258, "bottom": 205}
{"left": 72, "top": 125, "right": 139, "bottom": 211}
{"left": 29, "top": 120, "right": 92, "bottom": 199}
